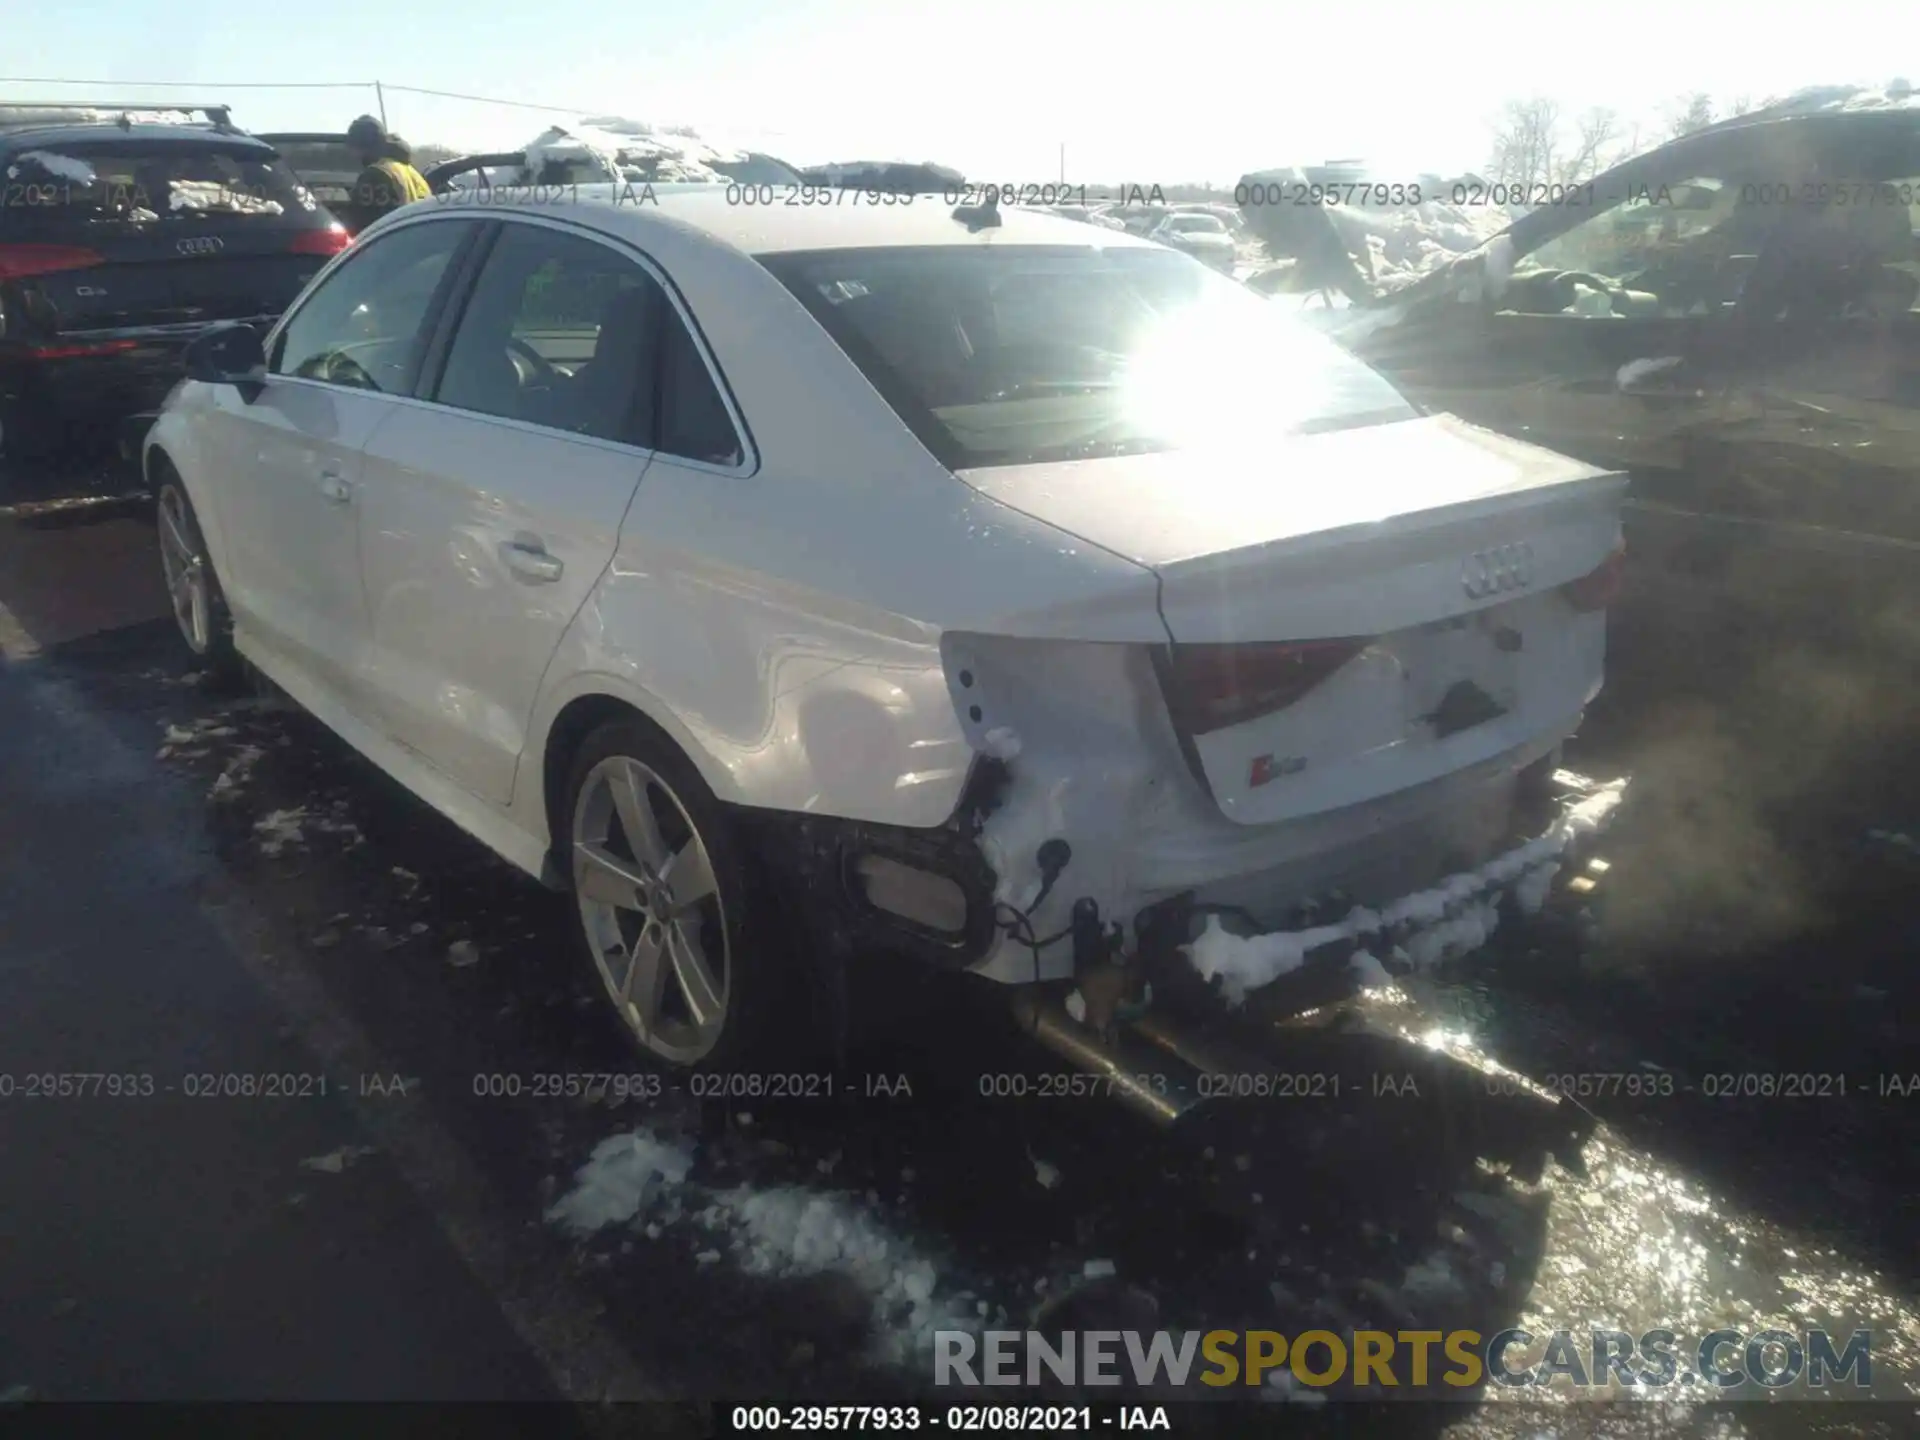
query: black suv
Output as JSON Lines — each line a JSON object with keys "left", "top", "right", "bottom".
{"left": 0, "top": 102, "right": 350, "bottom": 473}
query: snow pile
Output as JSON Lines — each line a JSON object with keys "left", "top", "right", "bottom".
{"left": 547, "top": 1129, "right": 695, "bottom": 1234}
{"left": 207, "top": 743, "right": 264, "bottom": 803}
{"left": 156, "top": 717, "right": 238, "bottom": 760}
{"left": 1183, "top": 777, "right": 1628, "bottom": 1004}
{"left": 252, "top": 807, "right": 308, "bottom": 857}
{"left": 548, "top": 1126, "right": 976, "bottom": 1364}
{"left": 699, "top": 1185, "right": 972, "bottom": 1361}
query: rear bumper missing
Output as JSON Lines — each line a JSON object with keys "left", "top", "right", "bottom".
{"left": 1137, "top": 768, "right": 1626, "bottom": 1013}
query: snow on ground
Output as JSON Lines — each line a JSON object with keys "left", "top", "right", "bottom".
{"left": 1184, "top": 778, "right": 1628, "bottom": 1005}
{"left": 549, "top": 1125, "right": 980, "bottom": 1365}
{"left": 156, "top": 717, "right": 238, "bottom": 760}
{"left": 207, "top": 743, "right": 264, "bottom": 802}
{"left": 548, "top": 1130, "right": 695, "bottom": 1234}
{"left": 253, "top": 807, "right": 308, "bottom": 858}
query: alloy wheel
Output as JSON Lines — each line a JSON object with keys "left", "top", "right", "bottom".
{"left": 571, "top": 755, "right": 730, "bottom": 1065}
{"left": 157, "top": 486, "right": 212, "bottom": 654}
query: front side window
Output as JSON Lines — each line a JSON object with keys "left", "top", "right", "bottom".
{"left": 434, "top": 223, "right": 658, "bottom": 443}
{"left": 271, "top": 220, "right": 473, "bottom": 391}
{"left": 762, "top": 243, "right": 1414, "bottom": 468}
{"left": 433, "top": 220, "right": 745, "bottom": 461}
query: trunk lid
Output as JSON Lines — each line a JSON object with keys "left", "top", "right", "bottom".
{"left": 957, "top": 414, "right": 1628, "bottom": 825}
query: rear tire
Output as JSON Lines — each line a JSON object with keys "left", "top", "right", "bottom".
{"left": 560, "top": 716, "right": 783, "bottom": 1070}
{"left": 154, "top": 473, "right": 243, "bottom": 685}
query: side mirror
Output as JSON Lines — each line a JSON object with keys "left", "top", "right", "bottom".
{"left": 183, "top": 322, "right": 267, "bottom": 392}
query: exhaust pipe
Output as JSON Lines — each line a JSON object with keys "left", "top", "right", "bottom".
{"left": 1009, "top": 992, "right": 1209, "bottom": 1127}
{"left": 1125, "top": 1008, "right": 1290, "bottom": 1082}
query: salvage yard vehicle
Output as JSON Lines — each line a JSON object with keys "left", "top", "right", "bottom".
{"left": 0, "top": 102, "right": 349, "bottom": 475}
{"left": 1252, "top": 92, "right": 1920, "bottom": 821}
{"left": 1147, "top": 211, "right": 1237, "bottom": 273}
{"left": 144, "top": 187, "right": 1627, "bottom": 1096}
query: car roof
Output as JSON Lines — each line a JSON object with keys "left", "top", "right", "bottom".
{"left": 423, "top": 183, "right": 1164, "bottom": 256}
{"left": 0, "top": 123, "right": 274, "bottom": 152}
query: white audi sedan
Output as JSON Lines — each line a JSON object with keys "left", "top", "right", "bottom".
{"left": 147, "top": 185, "right": 1627, "bottom": 1077}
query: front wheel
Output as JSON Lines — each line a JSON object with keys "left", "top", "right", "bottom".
{"left": 155, "top": 475, "right": 243, "bottom": 683}
{"left": 562, "top": 718, "right": 781, "bottom": 1069}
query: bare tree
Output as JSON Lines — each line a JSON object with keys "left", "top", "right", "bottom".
{"left": 1562, "top": 107, "right": 1622, "bottom": 183}
{"left": 1487, "top": 97, "right": 1561, "bottom": 188}
{"left": 1726, "top": 94, "right": 1755, "bottom": 117}
{"left": 1667, "top": 92, "right": 1716, "bottom": 138}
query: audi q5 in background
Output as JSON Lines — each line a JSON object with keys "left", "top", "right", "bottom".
{"left": 144, "top": 188, "right": 1627, "bottom": 1080}
{"left": 0, "top": 103, "right": 349, "bottom": 477}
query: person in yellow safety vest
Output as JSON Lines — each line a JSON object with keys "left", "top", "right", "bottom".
{"left": 346, "top": 114, "right": 430, "bottom": 222}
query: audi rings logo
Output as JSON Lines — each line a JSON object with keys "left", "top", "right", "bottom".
{"left": 176, "top": 236, "right": 225, "bottom": 256}
{"left": 1461, "top": 542, "right": 1535, "bottom": 599}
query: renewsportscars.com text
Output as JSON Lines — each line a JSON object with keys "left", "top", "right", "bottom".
{"left": 935, "top": 1327, "right": 1874, "bottom": 1394}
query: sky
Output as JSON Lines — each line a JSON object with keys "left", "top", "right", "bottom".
{"left": 1, "top": 1, "right": 1904, "bottom": 183}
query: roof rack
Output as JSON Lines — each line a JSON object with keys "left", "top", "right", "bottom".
{"left": 0, "top": 101, "right": 235, "bottom": 133}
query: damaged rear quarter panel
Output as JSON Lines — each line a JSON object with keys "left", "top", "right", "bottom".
{"left": 948, "top": 633, "right": 1207, "bottom": 982}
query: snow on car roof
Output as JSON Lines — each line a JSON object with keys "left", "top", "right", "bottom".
{"left": 430, "top": 183, "right": 1163, "bottom": 255}
{"left": 1739, "top": 80, "right": 1918, "bottom": 117}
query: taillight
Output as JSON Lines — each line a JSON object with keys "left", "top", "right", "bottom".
{"left": 1563, "top": 541, "right": 1626, "bottom": 612}
{"left": 0, "top": 244, "right": 105, "bottom": 281}
{"left": 25, "top": 340, "right": 139, "bottom": 360}
{"left": 1165, "top": 638, "right": 1369, "bottom": 735}
{"left": 289, "top": 226, "right": 351, "bottom": 257}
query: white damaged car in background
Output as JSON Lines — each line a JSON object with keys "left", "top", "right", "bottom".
{"left": 144, "top": 186, "right": 1627, "bottom": 1117}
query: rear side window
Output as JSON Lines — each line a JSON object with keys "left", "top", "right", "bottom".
{"left": 0, "top": 143, "right": 319, "bottom": 232}
{"left": 659, "top": 312, "right": 742, "bottom": 465}
{"left": 272, "top": 220, "right": 473, "bottom": 392}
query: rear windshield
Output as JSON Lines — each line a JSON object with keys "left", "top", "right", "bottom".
{"left": 761, "top": 244, "right": 1417, "bottom": 468}
{"left": 0, "top": 142, "right": 319, "bottom": 230}
{"left": 261, "top": 139, "right": 359, "bottom": 204}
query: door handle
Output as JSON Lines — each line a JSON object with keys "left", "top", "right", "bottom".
{"left": 318, "top": 470, "right": 353, "bottom": 505}
{"left": 499, "top": 540, "right": 563, "bottom": 583}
